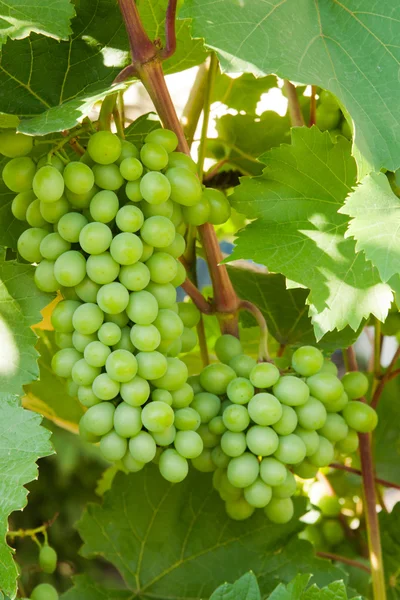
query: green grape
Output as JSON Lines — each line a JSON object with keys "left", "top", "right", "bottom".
{"left": 243, "top": 478, "right": 272, "bottom": 508}
{"left": 325, "top": 391, "right": 349, "bottom": 413}
{"left": 3, "top": 156, "right": 36, "bottom": 192}
{"left": 0, "top": 130, "right": 33, "bottom": 157}
{"left": 319, "top": 413, "right": 348, "bottom": 442}
{"left": 110, "top": 232, "right": 143, "bottom": 265}
{"left": 170, "top": 260, "right": 186, "bottom": 287}
{"left": 215, "top": 334, "right": 243, "bottom": 364}
{"left": 51, "top": 299, "right": 81, "bottom": 332}
{"left": 55, "top": 331, "right": 73, "bottom": 349}
{"left": 225, "top": 497, "right": 255, "bottom": 520}
{"left": 174, "top": 430, "right": 203, "bottom": 458}
{"left": 154, "top": 308, "right": 183, "bottom": 341}
{"left": 203, "top": 188, "right": 231, "bottom": 225}
{"left": 211, "top": 446, "right": 230, "bottom": 468}
{"left": 342, "top": 401, "right": 378, "bottom": 433}
{"left": 166, "top": 167, "right": 202, "bottom": 206}
{"left": 140, "top": 242, "right": 154, "bottom": 262}
{"left": 191, "top": 448, "right": 216, "bottom": 472}
{"left": 227, "top": 377, "right": 254, "bottom": 405}
{"left": 87, "top": 131, "right": 121, "bottom": 164}
{"left": 247, "top": 393, "right": 282, "bottom": 426}
{"left": 246, "top": 425, "right": 279, "bottom": 456}
{"left": 273, "top": 375, "right": 310, "bottom": 406}
{"left": 113, "top": 325, "right": 134, "bottom": 351}
{"left": 222, "top": 404, "right": 250, "bottom": 432}
{"left": 341, "top": 371, "right": 369, "bottom": 399}
{"left": 152, "top": 388, "right": 173, "bottom": 404}
{"left": 174, "top": 407, "right": 201, "bottom": 431}
{"left": 120, "top": 157, "right": 143, "bottom": 181}
{"left": 152, "top": 424, "right": 176, "bottom": 446}
{"left": 170, "top": 383, "right": 194, "bottom": 408}
{"left": 140, "top": 215, "right": 175, "bottom": 248}
{"left": 140, "top": 142, "right": 169, "bottom": 171}
{"left": 249, "top": 362, "right": 280, "bottom": 388}
{"left": 265, "top": 497, "right": 294, "bottom": 523}
{"left": 51, "top": 347, "right": 82, "bottom": 378}
{"left": 73, "top": 278, "right": 99, "bottom": 304}
{"left": 177, "top": 303, "right": 201, "bottom": 330}
{"left": 182, "top": 193, "right": 210, "bottom": 225}
{"left": 272, "top": 470, "right": 297, "bottom": 499}
{"left": 84, "top": 340, "right": 111, "bottom": 367}
{"left": 141, "top": 198, "right": 173, "bottom": 219}
{"left": 120, "top": 375, "right": 150, "bottom": 406}
{"left": 129, "top": 324, "right": 159, "bottom": 351}
{"left": 208, "top": 415, "right": 226, "bottom": 435}
{"left": 79, "top": 417, "right": 101, "bottom": 443}
{"left": 191, "top": 392, "right": 221, "bottom": 423}
{"left": 292, "top": 345, "right": 324, "bottom": 376}
{"left": 90, "top": 190, "right": 119, "bottom": 222}
{"left": 65, "top": 184, "right": 98, "bottom": 209}
{"left": 77, "top": 385, "right": 101, "bottom": 407}
{"left": 39, "top": 543, "right": 58, "bottom": 573}
{"left": 292, "top": 460, "right": 318, "bottom": 479}
{"left": 92, "top": 372, "right": 120, "bottom": 400}
{"left": 61, "top": 286, "right": 80, "bottom": 300}
{"left": 40, "top": 196, "right": 70, "bottom": 223}
{"left": 295, "top": 397, "right": 327, "bottom": 430}
{"left": 318, "top": 359, "right": 338, "bottom": 376}
{"left": 146, "top": 251, "right": 178, "bottom": 284}
{"left": 31, "top": 582, "right": 59, "bottom": 600}
{"left": 136, "top": 351, "right": 167, "bottom": 380}
{"left": 167, "top": 151, "right": 197, "bottom": 173}
{"left": 117, "top": 140, "right": 140, "bottom": 164}
{"left": 116, "top": 204, "right": 144, "bottom": 232}
{"left": 33, "top": 165, "right": 64, "bottom": 202}
{"left": 316, "top": 105, "right": 341, "bottom": 131}
{"left": 306, "top": 373, "right": 344, "bottom": 404}
{"left": 308, "top": 436, "right": 335, "bottom": 467}
{"left": 341, "top": 119, "right": 352, "bottom": 138}
{"left": 72, "top": 358, "right": 101, "bottom": 385}
{"left": 119, "top": 262, "right": 150, "bottom": 292}
{"left": 273, "top": 405, "right": 298, "bottom": 435}
{"left": 11, "top": 189, "right": 35, "bottom": 220}
{"left": 170, "top": 201, "right": 183, "bottom": 226}
{"left": 58, "top": 212, "right": 88, "bottom": 243}
{"left": 127, "top": 289, "right": 158, "bottom": 324}
{"left": 97, "top": 322, "right": 121, "bottom": 346}
{"left": 162, "top": 233, "right": 185, "bottom": 259}
{"left": 294, "top": 427, "right": 320, "bottom": 456}
{"left": 34, "top": 259, "right": 58, "bottom": 292}
{"left": 106, "top": 349, "right": 137, "bottom": 382}
{"left": 97, "top": 282, "right": 129, "bottom": 315}
{"left": 54, "top": 250, "right": 86, "bottom": 287}
{"left": 122, "top": 451, "right": 145, "bottom": 472}
{"left": 113, "top": 402, "right": 142, "bottom": 438}
{"left": 86, "top": 251, "right": 120, "bottom": 284}
{"left": 299, "top": 524, "right": 323, "bottom": 547}
{"left": 274, "top": 433, "right": 307, "bottom": 464}
{"left": 40, "top": 232, "right": 70, "bottom": 260}
{"left": 145, "top": 128, "right": 178, "bottom": 153}
{"left": 321, "top": 519, "right": 345, "bottom": 546}
{"left": 187, "top": 376, "right": 203, "bottom": 394}
{"left": 259, "top": 457, "right": 287, "bottom": 486}
{"left": 79, "top": 222, "right": 112, "bottom": 254}
{"left": 336, "top": 428, "right": 359, "bottom": 454}
{"left": 73, "top": 302, "right": 104, "bottom": 334}
{"left": 82, "top": 402, "right": 115, "bottom": 435}
{"left": 159, "top": 448, "right": 188, "bottom": 482}
{"left": 227, "top": 452, "right": 259, "bottom": 488}
{"left": 129, "top": 431, "right": 157, "bottom": 462}
{"left": 26, "top": 198, "right": 47, "bottom": 227}
{"left": 126, "top": 180, "right": 143, "bottom": 202}
{"left": 316, "top": 495, "right": 341, "bottom": 517}
{"left": 197, "top": 423, "right": 220, "bottom": 448}
{"left": 199, "top": 363, "right": 236, "bottom": 395}
{"left": 17, "top": 227, "right": 48, "bottom": 262}
{"left": 180, "top": 327, "right": 197, "bottom": 353}
{"left": 152, "top": 357, "right": 188, "bottom": 390}
{"left": 228, "top": 354, "right": 257, "bottom": 378}
{"left": 140, "top": 171, "right": 171, "bottom": 204}
{"left": 141, "top": 401, "right": 174, "bottom": 432}
{"left": 100, "top": 430, "right": 128, "bottom": 461}
{"left": 63, "top": 161, "right": 94, "bottom": 194}
{"left": 37, "top": 154, "right": 65, "bottom": 173}
{"left": 73, "top": 331, "right": 97, "bottom": 353}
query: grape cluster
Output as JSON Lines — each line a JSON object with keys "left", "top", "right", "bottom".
{"left": 187, "top": 336, "right": 377, "bottom": 523}
{"left": 315, "top": 90, "right": 351, "bottom": 138}
{"left": 300, "top": 494, "right": 346, "bottom": 549}
{"left": 19, "top": 543, "right": 58, "bottom": 599}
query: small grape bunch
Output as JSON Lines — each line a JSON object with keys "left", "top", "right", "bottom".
{"left": 189, "top": 335, "right": 377, "bottom": 523}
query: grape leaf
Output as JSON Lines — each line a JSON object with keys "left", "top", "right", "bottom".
{"left": 213, "top": 73, "right": 276, "bottom": 115}
{"left": 75, "top": 466, "right": 345, "bottom": 598}
{"left": 125, "top": 112, "right": 161, "bottom": 146}
{"left": 268, "top": 574, "right": 311, "bottom": 599}
{"left": 268, "top": 574, "right": 362, "bottom": 600}
{"left": 228, "top": 127, "right": 393, "bottom": 339}
{"left": 61, "top": 575, "right": 132, "bottom": 600}
{"left": 0, "top": 251, "right": 53, "bottom": 400}
{"left": 0, "top": 396, "right": 53, "bottom": 599}
{"left": 380, "top": 502, "right": 400, "bottom": 598}
{"left": 374, "top": 374, "right": 400, "bottom": 485}
{"left": 210, "top": 572, "right": 261, "bottom": 600}
{"left": 227, "top": 266, "right": 362, "bottom": 351}
{"left": 340, "top": 172, "right": 400, "bottom": 283}
{"left": 182, "top": 0, "right": 400, "bottom": 176}
{"left": 0, "top": 0, "right": 75, "bottom": 46}
{"left": 0, "top": 0, "right": 205, "bottom": 136}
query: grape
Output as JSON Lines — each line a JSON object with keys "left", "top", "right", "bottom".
{"left": 273, "top": 375, "right": 310, "bottom": 406}
{"left": 126, "top": 180, "right": 143, "bottom": 202}
{"left": 84, "top": 340, "right": 111, "bottom": 367}
{"left": 51, "top": 300, "right": 81, "bottom": 332}
{"left": 208, "top": 415, "right": 226, "bottom": 435}
{"left": 153, "top": 425, "right": 177, "bottom": 446}
{"left": 227, "top": 452, "right": 259, "bottom": 488}
{"left": 244, "top": 478, "right": 272, "bottom": 508}
{"left": 88, "top": 131, "right": 121, "bottom": 164}
{"left": 159, "top": 448, "right": 188, "bottom": 482}
{"left": 341, "top": 371, "right": 369, "bottom": 399}
{"left": 97, "top": 282, "right": 129, "bottom": 314}
{"left": 294, "top": 427, "right": 320, "bottom": 456}
{"left": 319, "top": 413, "right": 348, "bottom": 442}
{"left": 136, "top": 351, "right": 167, "bottom": 380}
{"left": 316, "top": 105, "right": 341, "bottom": 131}
{"left": 86, "top": 252, "right": 120, "bottom": 284}
{"left": 55, "top": 331, "right": 73, "bottom": 349}
{"left": 129, "top": 431, "right": 157, "bottom": 462}
{"left": 31, "top": 582, "right": 59, "bottom": 600}
{"left": 140, "top": 171, "right": 171, "bottom": 204}
{"left": 90, "top": 190, "right": 119, "bottom": 222}
{"left": 73, "top": 278, "right": 99, "bottom": 304}
{"left": 274, "top": 433, "right": 307, "bottom": 464}
{"left": 120, "top": 376, "right": 150, "bottom": 406}
{"left": 112, "top": 402, "right": 142, "bottom": 438}
{"left": 140, "top": 142, "right": 169, "bottom": 170}
{"left": 204, "top": 188, "right": 231, "bottom": 225}
{"left": 247, "top": 393, "right": 282, "bottom": 426}
{"left": 152, "top": 357, "right": 188, "bottom": 390}
{"left": 292, "top": 345, "right": 324, "bottom": 376}
{"left": 293, "top": 460, "right": 319, "bottom": 479}
{"left": 17, "top": 227, "right": 48, "bottom": 262}
{"left": 316, "top": 495, "right": 341, "bottom": 517}
{"left": 322, "top": 519, "right": 345, "bottom": 546}
{"left": 308, "top": 436, "right": 334, "bottom": 467}
{"left": 215, "top": 334, "right": 243, "bottom": 364}
{"left": 58, "top": 212, "right": 88, "bottom": 243}
{"left": 171, "top": 260, "right": 186, "bottom": 287}
{"left": 319, "top": 359, "right": 338, "bottom": 376}
{"left": 211, "top": 446, "right": 230, "bottom": 468}
{"left": 306, "top": 373, "right": 344, "bottom": 403}
{"left": 116, "top": 205, "right": 144, "bottom": 233}
{"left": 272, "top": 470, "right": 297, "bottom": 499}
{"left": 63, "top": 161, "right": 95, "bottom": 194}
{"left": 122, "top": 451, "right": 145, "bottom": 472}
{"left": 342, "top": 401, "right": 378, "bottom": 433}
{"left": 336, "top": 428, "right": 359, "bottom": 454}
{"left": 11, "top": 189, "right": 35, "bottom": 220}
{"left": 51, "top": 348, "right": 82, "bottom": 379}
{"left": 189, "top": 392, "right": 219, "bottom": 423}
{"left": 32, "top": 165, "right": 64, "bottom": 203}
{"left": 127, "top": 290, "right": 158, "bottom": 324}
{"left": 222, "top": 404, "right": 250, "bottom": 432}
{"left": 295, "top": 397, "right": 327, "bottom": 430}
{"left": 130, "top": 323, "right": 161, "bottom": 351}
{"left": 199, "top": 363, "right": 236, "bottom": 395}
{"left": 163, "top": 234, "right": 186, "bottom": 260}
{"left": 197, "top": 423, "right": 220, "bottom": 448}
{"left": 79, "top": 417, "right": 100, "bottom": 443}
{"left": 140, "top": 215, "right": 176, "bottom": 249}
{"left": 97, "top": 322, "right": 120, "bottom": 347}
{"left": 54, "top": 250, "right": 86, "bottom": 287}
{"left": 141, "top": 242, "right": 154, "bottom": 262}
{"left": 152, "top": 389, "right": 172, "bottom": 405}
{"left": 249, "top": 362, "right": 280, "bottom": 388}
{"left": 26, "top": 199, "right": 46, "bottom": 227}
{"left": 325, "top": 391, "right": 349, "bottom": 413}
{"left": 168, "top": 152, "right": 197, "bottom": 173}
{"left": 66, "top": 185, "right": 98, "bottom": 209}
{"left": 34, "top": 259, "right": 58, "bottom": 292}
{"left": 174, "top": 430, "right": 203, "bottom": 458}
{"left": 265, "top": 497, "right": 294, "bottom": 523}
{"left": 146, "top": 252, "right": 178, "bottom": 284}
{"left": 120, "top": 157, "right": 143, "bottom": 181}
{"left": 246, "top": 425, "right": 279, "bottom": 456}
{"left": 3, "top": 156, "right": 36, "bottom": 192}
{"left": 141, "top": 199, "right": 173, "bottom": 219}
{"left": 106, "top": 349, "right": 138, "bottom": 382}
{"left": 72, "top": 358, "right": 101, "bottom": 385}
{"left": 145, "top": 128, "right": 178, "bottom": 153}
{"left": 100, "top": 430, "right": 128, "bottom": 461}
{"left": 182, "top": 194, "right": 210, "bottom": 225}
{"left": 40, "top": 232, "right": 70, "bottom": 260}
{"left": 61, "top": 286, "right": 80, "bottom": 300}
{"left": 39, "top": 543, "right": 58, "bottom": 573}
{"left": 72, "top": 302, "right": 104, "bottom": 334}
{"left": 119, "top": 262, "right": 150, "bottom": 292}
{"left": 79, "top": 222, "right": 112, "bottom": 254}
{"left": 226, "top": 377, "right": 254, "bottom": 405}
{"left": 220, "top": 431, "right": 246, "bottom": 457}
{"left": 166, "top": 167, "right": 202, "bottom": 206}
{"left": 180, "top": 327, "right": 197, "bottom": 353}
{"left": 171, "top": 383, "right": 194, "bottom": 408}
{"left": 92, "top": 372, "right": 120, "bottom": 400}
{"left": 0, "top": 130, "right": 33, "bottom": 157}
{"left": 83, "top": 402, "right": 115, "bottom": 436}
{"left": 77, "top": 385, "right": 101, "bottom": 407}
{"left": 174, "top": 407, "right": 201, "bottom": 431}
{"left": 259, "top": 457, "right": 287, "bottom": 486}
{"left": 113, "top": 325, "right": 134, "bottom": 351}
{"left": 117, "top": 140, "right": 139, "bottom": 164}
{"left": 110, "top": 232, "right": 143, "bottom": 265}
{"left": 171, "top": 202, "right": 183, "bottom": 226}
{"left": 40, "top": 196, "right": 70, "bottom": 223}
{"left": 154, "top": 309, "right": 184, "bottom": 342}
{"left": 178, "top": 302, "right": 201, "bottom": 329}
{"left": 191, "top": 448, "right": 216, "bottom": 472}
{"left": 227, "top": 355, "right": 256, "bottom": 379}
{"left": 225, "top": 497, "right": 255, "bottom": 520}
{"left": 272, "top": 405, "right": 298, "bottom": 436}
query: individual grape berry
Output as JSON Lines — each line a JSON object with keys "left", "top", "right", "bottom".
{"left": 295, "top": 397, "right": 327, "bottom": 430}
{"left": 97, "top": 282, "right": 129, "bottom": 314}
{"left": 203, "top": 188, "right": 231, "bottom": 225}
{"left": 11, "top": 189, "right": 35, "bottom": 220}
{"left": 319, "top": 413, "right": 348, "bottom": 442}
{"left": 120, "top": 157, "right": 143, "bottom": 181}
{"left": 227, "top": 452, "right": 259, "bottom": 488}
{"left": 90, "top": 189, "right": 119, "bottom": 222}
{"left": 189, "top": 393, "right": 221, "bottom": 425}
{"left": 182, "top": 194, "right": 210, "bottom": 225}
{"left": 77, "top": 385, "right": 101, "bottom": 407}
{"left": 342, "top": 401, "right": 378, "bottom": 433}
{"left": 222, "top": 404, "right": 250, "bottom": 432}
{"left": 159, "top": 448, "right": 188, "bottom": 482}
{"left": 84, "top": 340, "right": 111, "bottom": 367}
{"left": 227, "top": 377, "right": 254, "bottom": 404}
{"left": 163, "top": 233, "right": 186, "bottom": 259}
{"left": 26, "top": 198, "right": 46, "bottom": 227}
{"left": 71, "top": 358, "right": 101, "bottom": 386}
{"left": 211, "top": 446, "right": 230, "bottom": 469}
{"left": 86, "top": 252, "right": 120, "bottom": 284}
{"left": 294, "top": 427, "right": 320, "bottom": 456}
{"left": 105, "top": 349, "right": 138, "bottom": 382}
{"left": 273, "top": 405, "right": 298, "bottom": 435}
{"left": 273, "top": 375, "right": 310, "bottom": 406}
{"left": 140, "top": 171, "right": 171, "bottom": 204}
{"left": 199, "top": 363, "right": 236, "bottom": 395}
{"left": 146, "top": 252, "right": 178, "bottom": 284}
{"left": 39, "top": 543, "right": 58, "bottom": 573}
{"left": 74, "top": 277, "right": 100, "bottom": 303}
{"left": 319, "top": 359, "right": 338, "bottom": 376}
{"left": 110, "top": 232, "right": 143, "bottom": 265}
{"left": 34, "top": 259, "right": 58, "bottom": 292}
{"left": 113, "top": 402, "right": 142, "bottom": 438}
{"left": 145, "top": 128, "right": 178, "bottom": 153}
{"left": 316, "top": 495, "right": 341, "bottom": 517}
{"left": 246, "top": 425, "right": 279, "bottom": 456}
{"left": 272, "top": 470, "right": 297, "bottom": 499}
{"left": 191, "top": 448, "right": 216, "bottom": 472}
{"left": 168, "top": 151, "right": 197, "bottom": 173}
{"left": 31, "top": 582, "right": 59, "bottom": 600}
{"left": 87, "top": 131, "right": 121, "bottom": 164}
{"left": 174, "top": 430, "right": 203, "bottom": 458}
{"left": 244, "top": 478, "right": 272, "bottom": 508}
{"left": 116, "top": 204, "right": 144, "bottom": 232}
{"left": 136, "top": 351, "right": 168, "bottom": 380}
{"left": 308, "top": 436, "right": 335, "bottom": 467}
{"left": 72, "top": 302, "right": 104, "bottom": 334}
{"left": 40, "top": 232, "right": 71, "bottom": 260}
{"left": 0, "top": 130, "right": 33, "bottom": 157}
{"left": 170, "top": 383, "right": 194, "bottom": 408}
{"left": 63, "top": 161, "right": 95, "bottom": 194}
{"left": 292, "top": 345, "right": 324, "bottom": 376}
{"left": 127, "top": 289, "right": 158, "bottom": 324}
{"left": 119, "top": 262, "right": 150, "bottom": 292}
{"left": 152, "top": 357, "right": 188, "bottom": 390}
{"left": 73, "top": 330, "right": 97, "bottom": 353}
{"left": 79, "top": 222, "right": 112, "bottom": 254}
{"left": 293, "top": 460, "right": 319, "bottom": 480}
{"left": 152, "top": 388, "right": 173, "bottom": 405}
{"left": 325, "top": 391, "right": 349, "bottom": 413}
{"left": 180, "top": 327, "right": 197, "bottom": 353}
{"left": 259, "top": 457, "right": 287, "bottom": 486}
{"left": 54, "top": 250, "right": 86, "bottom": 287}
{"left": 154, "top": 308, "right": 184, "bottom": 341}
{"left": 126, "top": 180, "right": 143, "bottom": 202}
{"left": 274, "top": 433, "right": 307, "bottom": 464}
{"left": 141, "top": 215, "right": 176, "bottom": 248}
{"left": 265, "top": 497, "right": 294, "bottom": 524}
{"left": 306, "top": 373, "right": 344, "bottom": 403}
{"left": 51, "top": 299, "right": 81, "bottom": 332}
{"left": 40, "top": 196, "right": 70, "bottom": 223}
{"left": 122, "top": 451, "right": 145, "bottom": 472}
{"left": 215, "top": 334, "right": 243, "bottom": 364}
{"left": 197, "top": 423, "right": 220, "bottom": 448}
{"left": 113, "top": 325, "right": 134, "bottom": 351}
{"left": 178, "top": 302, "right": 201, "bottom": 328}
{"left": 140, "top": 142, "right": 169, "bottom": 170}
{"left": 117, "top": 140, "right": 139, "bottom": 164}
{"left": 82, "top": 402, "right": 115, "bottom": 436}
{"left": 174, "top": 407, "right": 201, "bottom": 431}
{"left": 228, "top": 354, "right": 257, "bottom": 378}
{"left": 33, "top": 165, "right": 65, "bottom": 202}
{"left": 3, "top": 156, "right": 36, "bottom": 192}
{"left": 100, "top": 430, "right": 128, "bottom": 461}
{"left": 336, "top": 428, "right": 359, "bottom": 454}
{"left": 166, "top": 167, "right": 202, "bottom": 206}
{"left": 120, "top": 376, "right": 150, "bottom": 406}
{"left": 341, "top": 371, "right": 369, "bottom": 399}
{"left": 247, "top": 393, "right": 282, "bottom": 426}
{"left": 249, "top": 362, "right": 280, "bottom": 388}
{"left": 129, "top": 431, "right": 157, "bottom": 462}
{"left": 58, "top": 212, "right": 88, "bottom": 243}
{"left": 225, "top": 497, "right": 255, "bottom": 520}
{"left": 17, "top": 227, "right": 49, "bottom": 263}
{"left": 321, "top": 519, "right": 345, "bottom": 546}
{"left": 55, "top": 331, "right": 73, "bottom": 349}
{"left": 66, "top": 185, "right": 97, "bottom": 209}
{"left": 171, "top": 260, "right": 186, "bottom": 287}
{"left": 220, "top": 431, "right": 246, "bottom": 457}
{"left": 141, "top": 198, "right": 173, "bottom": 219}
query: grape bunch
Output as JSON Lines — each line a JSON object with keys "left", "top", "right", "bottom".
{"left": 18, "top": 542, "right": 58, "bottom": 599}
{"left": 187, "top": 335, "right": 377, "bottom": 523}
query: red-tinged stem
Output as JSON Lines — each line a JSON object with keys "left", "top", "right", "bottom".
{"left": 204, "top": 158, "right": 228, "bottom": 182}
{"left": 113, "top": 64, "right": 137, "bottom": 84}
{"left": 316, "top": 552, "right": 371, "bottom": 574}
{"left": 197, "top": 317, "right": 210, "bottom": 366}
{"left": 372, "top": 344, "right": 400, "bottom": 409}
{"left": 283, "top": 80, "right": 304, "bottom": 127}
{"left": 330, "top": 463, "right": 400, "bottom": 491}
{"left": 309, "top": 85, "right": 317, "bottom": 126}
{"left": 160, "top": 0, "right": 177, "bottom": 59}
{"left": 180, "top": 277, "right": 213, "bottom": 314}
{"left": 117, "top": 0, "right": 156, "bottom": 63}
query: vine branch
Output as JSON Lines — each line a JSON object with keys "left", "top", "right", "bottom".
{"left": 160, "top": 0, "right": 178, "bottom": 59}
{"left": 180, "top": 276, "right": 213, "bottom": 314}
{"left": 372, "top": 344, "right": 400, "bottom": 409}
{"left": 7, "top": 513, "right": 58, "bottom": 539}
{"left": 316, "top": 552, "right": 371, "bottom": 574}
{"left": 330, "top": 463, "right": 400, "bottom": 491}
{"left": 283, "top": 80, "right": 305, "bottom": 127}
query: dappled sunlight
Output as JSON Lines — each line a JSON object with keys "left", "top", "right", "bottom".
{"left": 0, "top": 316, "right": 19, "bottom": 376}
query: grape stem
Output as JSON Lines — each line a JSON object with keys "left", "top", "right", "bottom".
{"left": 98, "top": 94, "right": 118, "bottom": 131}
{"left": 331, "top": 462, "right": 400, "bottom": 490}
{"left": 283, "top": 80, "right": 304, "bottom": 127}
{"left": 182, "top": 62, "right": 209, "bottom": 146}
{"left": 159, "top": 0, "right": 178, "bottom": 59}
{"left": 180, "top": 275, "right": 212, "bottom": 314}
{"left": 197, "top": 54, "right": 218, "bottom": 178}
{"left": 316, "top": 551, "right": 371, "bottom": 574}
{"left": 239, "top": 300, "right": 270, "bottom": 361}
{"left": 371, "top": 344, "right": 400, "bottom": 409}
{"left": 7, "top": 513, "right": 58, "bottom": 539}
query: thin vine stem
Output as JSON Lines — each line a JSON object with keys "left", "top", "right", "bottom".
{"left": 180, "top": 275, "right": 213, "bottom": 314}
{"left": 7, "top": 514, "right": 58, "bottom": 539}
{"left": 239, "top": 300, "right": 270, "bottom": 361}
{"left": 372, "top": 344, "right": 400, "bottom": 409}
{"left": 330, "top": 462, "right": 400, "bottom": 491}
{"left": 197, "top": 54, "right": 218, "bottom": 178}
{"left": 182, "top": 62, "right": 209, "bottom": 146}
{"left": 283, "top": 80, "right": 305, "bottom": 127}
{"left": 160, "top": 0, "right": 178, "bottom": 59}
{"left": 98, "top": 94, "right": 118, "bottom": 131}
{"left": 316, "top": 552, "right": 371, "bottom": 574}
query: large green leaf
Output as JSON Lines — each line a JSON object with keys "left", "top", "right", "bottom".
{"left": 0, "top": 0, "right": 75, "bottom": 46}
{"left": 182, "top": 0, "right": 400, "bottom": 176}
{"left": 228, "top": 127, "right": 392, "bottom": 339}
{"left": 0, "top": 252, "right": 53, "bottom": 400}
{"left": 73, "top": 466, "right": 345, "bottom": 598}
{"left": 374, "top": 374, "right": 400, "bottom": 485}
{"left": 0, "top": 397, "right": 53, "bottom": 599}
{"left": 61, "top": 575, "right": 132, "bottom": 600}
{"left": 380, "top": 502, "right": 400, "bottom": 599}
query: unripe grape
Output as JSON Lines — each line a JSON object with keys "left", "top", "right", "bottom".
{"left": 203, "top": 188, "right": 231, "bottom": 225}
{"left": 248, "top": 393, "right": 282, "bottom": 426}
{"left": 215, "top": 334, "right": 243, "bottom": 364}
{"left": 342, "top": 401, "right": 378, "bottom": 433}
{"left": 120, "top": 376, "right": 150, "bottom": 406}
{"left": 265, "top": 497, "right": 294, "bottom": 523}
{"left": 295, "top": 397, "right": 327, "bottom": 430}
{"left": 272, "top": 470, "right": 297, "bottom": 499}
{"left": 229, "top": 354, "right": 257, "bottom": 378}
{"left": 171, "top": 383, "right": 194, "bottom": 408}
{"left": 34, "top": 259, "right": 58, "bottom": 292}
{"left": 273, "top": 375, "right": 310, "bottom": 406}
{"left": 51, "top": 299, "right": 81, "bottom": 332}
{"left": 341, "top": 371, "right": 369, "bottom": 399}
{"left": 166, "top": 167, "right": 202, "bottom": 206}
{"left": 140, "top": 171, "right": 171, "bottom": 204}
{"left": 307, "top": 373, "right": 344, "bottom": 403}
{"left": 51, "top": 347, "right": 82, "bottom": 378}
{"left": 225, "top": 497, "right": 255, "bottom": 520}
{"left": 336, "top": 428, "right": 359, "bottom": 454}
{"left": 31, "top": 582, "right": 59, "bottom": 600}
{"left": 18, "top": 227, "right": 48, "bottom": 263}
{"left": 259, "top": 457, "right": 287, "bottom": 486}
{"left": 0, "top": 130, "right": 33, "bottom": 157}
{"left": 322, "top": 519, "right": 345, "bottom": 546}
{"left": 178, "top": 302, "right": 201, "bottom": 328}
{"left": 92, "top": 372, "right": 120, "bottom": 400}
{"left": 159, "top": 448, "right": 188, "bottom": 482}
{"left": 292, "top": 345, "right": 324, "bottom": 376}
{"left": 227, "top": 452, "right": 259, "bottom": 488}
{"left": 294, "top": 427, "right": 320, "bottom": 456}
{"left": 274, "top": 433, "right": 307, "bottom": 464}
{"left": 63, "top": 161, "right": 94, "bottom": 194}
{"left": 86, "top": 252, "right": 120, "bottom": 284}
{"left": 191, "top": 448, "right": 216, "bottom": 472}
{"left": 122, "top": 451, "right": 145, "bottom": 472}
{"left": 3, "top": 157, "right": 36, "bottom": 192}
{"left": 82, "top": 402, "right": 115, "bottom": 436}
{"left": 152, "top": 357, "right": 188, "bottom": 390}
{"left": 39, "top": 544, "right": 58, "bottom": 573}
{"left": 319, "top": 413, "right": 348, "bottom": 442}
{"left": 100, "top": 430, "right": 128, "bottom": 461}
{"left": 308, "top": 436, "right": 335, "bottom": 467}
{"left": 145, "top": 128, "right": 178, "bottom": 153}
{"left": 33, "top": 165, "right": 65, "bottom": 202}
{"left": 199, "top": 363, "right": 236, "bottom": 395}
{"left": 87, "top": 131, "right": 121, "bottom": 164}
{"left": 120, "top": 157, "right": 143, "bottom": 181}
{"left": 273, "top": 405, "right": 298, "bottom": 435}
{"left": 116, "top": 204, "right": 144, "bottom": 232}
{"left": 167, "top": 151, "right": 197, "bottom": 173}
{"left": 249, "top": 362, "right": 280, "bottom": 388}
{"left": 54, "top": 250, "right": 86, "bottom": 287}
{"left": 12, "top": 189, "right": 35, "bottom": 220}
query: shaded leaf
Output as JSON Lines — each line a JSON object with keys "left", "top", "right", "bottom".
{"left": 380, "top": 503, "right": 400, "bottom": 599}
{"left": 213, "top": 73, "right": 276, "bottom": 115}
{"left": 210, "top": 572, "right": 261, "bottom": 600}
{"left": 374, "top": 375, "right": 400, "bottom": 485}
{"left": 61, "top": 575, "right": 132, "bottom": 600}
